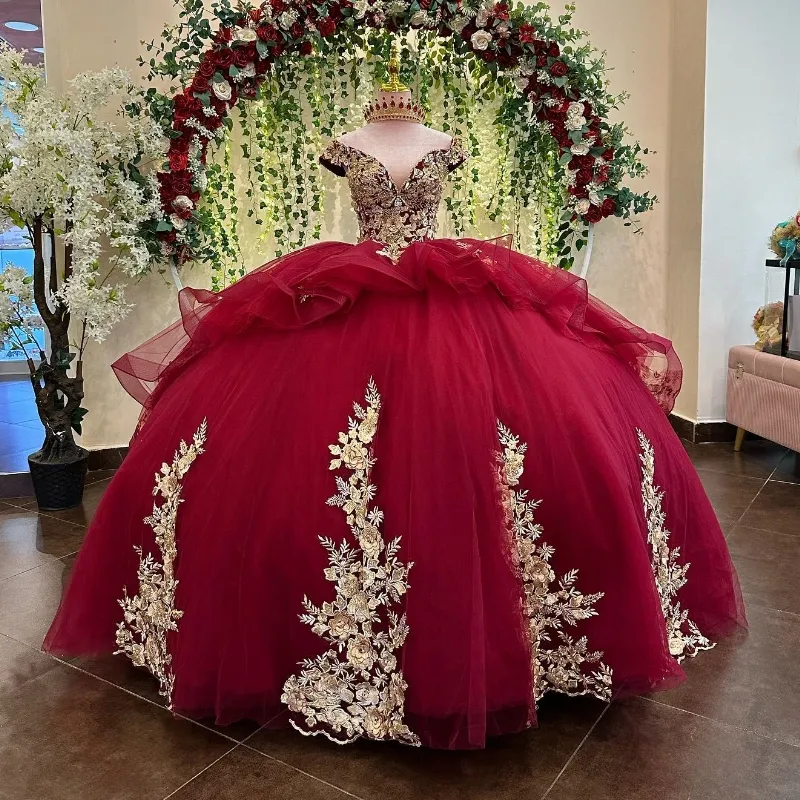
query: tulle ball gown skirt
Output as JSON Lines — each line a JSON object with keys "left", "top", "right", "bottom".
{"left": 44, "top": 238, "right": 745, "bottom": 749}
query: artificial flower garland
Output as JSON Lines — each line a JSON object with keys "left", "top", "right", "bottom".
{"left": 144, "top": 0, "right": 655, "bottom": 274}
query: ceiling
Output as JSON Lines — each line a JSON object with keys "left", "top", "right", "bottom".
{"left": 0, "top": 0, "right": 43, "bottom": 65}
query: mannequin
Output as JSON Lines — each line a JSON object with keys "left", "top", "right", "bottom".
{"left": 337, "top": 48, "right": 452, "bottom": 189}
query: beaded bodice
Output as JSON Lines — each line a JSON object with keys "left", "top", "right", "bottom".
{"left": 319, "top": 136, "right": 469, "bottom": 261}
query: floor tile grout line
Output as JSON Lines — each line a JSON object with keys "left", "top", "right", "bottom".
{"left": 727, "top": 469, "right": 774, "bottom": 526}
{"left": 2, "top": 627, "right": 273, "bottom": 750}
{"left": 639, "top": 695, "right": 800, "bottom": 750}
{"left": 237, "top": 740, "right": 369, "bottom": 800}
{"left": 55, "top": 655, "right": 262, "bottom": 747}
{"left": 159, "top": 743, "right": 242, "bottom": 800}
{"left": 0, "top": 547, "right": 85, "bottom": 586}
{"left": 539, "top": 703, "right": 610, "bottom": 799}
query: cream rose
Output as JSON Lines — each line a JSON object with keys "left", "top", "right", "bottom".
{"left": 470, "top": 30, "right": 493, "bottom": 51}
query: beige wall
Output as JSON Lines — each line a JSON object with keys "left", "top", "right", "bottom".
{"left": 43, "top": 0, "right": 681, "bottom": 448}
{"left": 565, "top": 0, "right": 672, "bottom": 338}
{"left": 664, "top": 0, "right": 707, "bottom": 419}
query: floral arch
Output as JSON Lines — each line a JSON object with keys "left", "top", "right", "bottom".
{"left": 141, "top": 0, "right": 654, "bottom": 285}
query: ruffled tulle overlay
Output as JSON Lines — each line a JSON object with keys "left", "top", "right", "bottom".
{"left": 44, "top": 237, "right": 744, "bottom": 750}
{"left": 112, "top": 238, "right": 682, "bottom": 423}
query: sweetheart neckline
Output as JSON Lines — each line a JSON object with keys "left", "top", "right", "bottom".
{"left": 333, "top": 136, "right": 459, "bottom": 194}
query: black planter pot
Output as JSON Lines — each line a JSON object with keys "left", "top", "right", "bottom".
{"left": 28, "top": 448, "right": 89, "bottom": 511}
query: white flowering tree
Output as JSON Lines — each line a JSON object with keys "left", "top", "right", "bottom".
{"left": 0, "top": 45, "right": 164, "bottom": 463}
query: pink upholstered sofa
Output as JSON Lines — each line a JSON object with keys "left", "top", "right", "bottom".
{"left": 727, "top": 345, "right": 800, "bottom": 452}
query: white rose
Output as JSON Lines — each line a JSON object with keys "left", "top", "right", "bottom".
{"left": 570, "top": 142, "right": 590, "bottom": 156}
{"left": 496, "top": 21, "right": 511, "bottom": 38}
{"left": 278, "top": 9, "right": 298, "bottom": 28}
{"left": 234, "top": 27, "right": 257, "bottom": 43}
{"left": 212, "top": 79, "right": 232, "bottom": 101}
{"left": 475, "top": 8, "right": 490, "bottom": 27}
{"left": 410, "top": 10, "right": 427, "bottom": 26}
{"left": 172, "top": 195, "right": 194, "bottom": 213}
{"left": 575, "top": 198, "right": 591, "bottom": 215}
{"left": 471, "top": 30, "right": 493, "bottom": 51}
{"left": 588, "top": 190, "right": 602, "bottom": 206}
{"left": 169, "top": 214, "right": 188, "bottom": 231}
{"left": 515, "top": 76, "right": 529, "bottom": 91}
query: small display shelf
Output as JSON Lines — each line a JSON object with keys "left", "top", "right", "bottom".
{"left": 765, "top": 258, "right": 800, "bottom": 360}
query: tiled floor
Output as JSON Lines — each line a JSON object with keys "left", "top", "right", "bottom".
{"left": 0, "top": 376, "right": 43, "bottom": 473}
{"left": 1, "top": 440, "right": 800, "bottom": 799}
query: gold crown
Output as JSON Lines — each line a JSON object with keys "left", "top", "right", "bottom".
{"left": 364, "top": 96, "right": 426, "bottom": 123}
{"left": 365, "top": 43, "right": 425, "bottom": 123}
{"left": 381, "top": 44, "right": 409, "bottom": 92}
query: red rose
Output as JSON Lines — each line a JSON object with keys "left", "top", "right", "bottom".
{"left": 548, "top": 42, "right": 560, "bottom": 58}
{"left": 493, "top": 2, "right": 510, "bottom": 20}
{"left": 234, "top": 48, "right": 251, "bottom": 68}
{"left": 257, "top": 25, "right": 279, "bottom": 42}
{"left": 570, "top": 154, "right": 594, "bottom": 170}
{"left": 481, "top": 50, "right": 496, "bottom": 63}
{"left": 191, "top": 74, "right": 210, "bottom": 93}
{"left": 249, "top": 7, "right": 263, "bottom": 22}
{"left": 550, "top": 122, "right": 570, "bottom": 147}
{"left": 586, "top": 205, "right": 604, "bottom": 224}
{"left": 583, "top": 101, "right": 592, "bottom": 117}
{"left": 569, "top": 185, "right": 588, "bottom": 198}
{"left": 215, "top": 48, "right": 235, "bottom": 69}
{"left": 602, "top": 147, "right": 615, "bottom": 161}
{"left": 518, "top": 23, "right": 535, "bottom": 44}
{"left": 461, "top": 23, "right": 476, "bottom": 42}
{"left": 550, "top": 60, "right": 568, "bottom": 77}
{"left": 329, "top": 3, "right": 343, "bottom": 21}
{"left": 536, "top": 54, "right": 547, "bottom": 68}
{"left": 272, "top": 43, "right": 284, "bottom": 57}
{"left": 170, "top": 130, "right": 191, "bottom": 152}
{"left": 198, "top": 57, "right": 217, "bottom": 79}
{"left": 577, "top": 168, "right": 593, "bottom": 185}
{"left": 173, "top": 92, "right": 193, "bottom": 113}
{"left": 533, "top": 39, "right": 547, "bottom": 54}
{"left": 419, "top": 0, "right": 431, "bottom": 7}
{"left": 497, "top": 51, "right": 516, "bottom": 67}
{"left": 169, "top": 151, "right": 189, "bottom": 172}
{"left": 300, "top": 40, "right": 313, "bottom": 56}
{"left": 163, "top": 231, "right": 177, "bottom": 244}
{"left": 291, "top": 21, "right": 304, "bottom": 38}
{"left": 271, "top": 0, "right": 286, "bottom": 13}
{"left": 171, "top": 173, "right": 192, "bottom": 196}
{"left": 595, "top": 166, "right": 610, "bottom": 183}
{"left": 601, "top": 197, "right": 617, "bottom": 217}
{"left": 317, "top": 16, "right": 336, "bottom": 36}
{"left": 216, "top": 27, "right": 232, "bottom": 43}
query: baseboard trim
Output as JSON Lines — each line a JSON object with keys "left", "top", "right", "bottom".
{"left": 0, "top": 445, "right": 129, "bottom": 499}
{"left": 669, "top": 414, "right": 737, "bottom": 444}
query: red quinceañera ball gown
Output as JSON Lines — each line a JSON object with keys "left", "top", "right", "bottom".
{"left": 44, "top": 136, "right": 745, "bottom": 749}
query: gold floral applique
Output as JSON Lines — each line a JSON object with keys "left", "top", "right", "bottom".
{"left": 281, "top": 379, "right": 419, "bottom": 746}
{"left": 637, "top": 429, "right": 714, "bottom": 660}
{"left": 496, "top": 421, "right": 613, "bottom": 703}
{"left": 115, "top": 420, "right": 207, "bottom": 706}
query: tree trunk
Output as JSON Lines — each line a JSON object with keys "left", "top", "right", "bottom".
{"left": 28, "top": 218, "right": 86, "bottom": 464}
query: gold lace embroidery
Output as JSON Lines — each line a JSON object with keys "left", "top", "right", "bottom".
{"left": 115, "top": 420, "right": 207, "bottom": 706}
{"left": 637, "top": 429, "right": 714, "bottom": 660}
{"left": 320, "top": 137, "right": 469, "bottom": 262}
{"left": 281, "top": 379, "right": 419, "bottom": 746}
{"left": 496, "top": 421, "right": 613, "bottom": 703}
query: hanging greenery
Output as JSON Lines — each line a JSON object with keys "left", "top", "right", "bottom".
{"left": 131, "top": 0, "right": 656, "bottom": 289}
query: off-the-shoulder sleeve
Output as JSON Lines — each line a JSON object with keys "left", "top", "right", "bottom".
{"left": 319, "top": 140, "right": 351, "bottom": 177}
{"left": 445, "top": 136, "right": 470, "bottom": 173}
